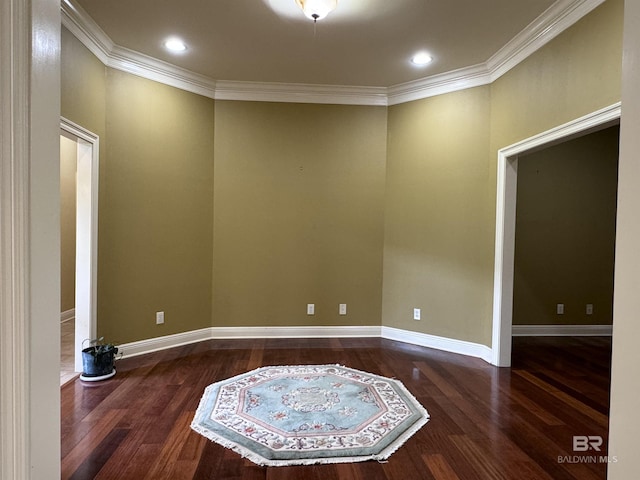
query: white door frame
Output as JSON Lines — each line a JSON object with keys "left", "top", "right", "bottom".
{"left": 60, "top": 117, "right": 99, "bottom": 372}
{"left": 491, "top": 102, "right": 621, "bottom": 367}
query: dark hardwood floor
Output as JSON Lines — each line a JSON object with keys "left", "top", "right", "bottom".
{"left": 61, "top": 336, "right": 612, "bottom": 479}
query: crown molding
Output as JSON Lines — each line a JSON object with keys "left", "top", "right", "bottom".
{"left": 61, "top": 0, "right": 112, "bottom": 65}
{"left": 108, "top": 45, "right": 218, "bottom": 99}
{"left": 387, "top": 63, "right": 491, "bottom": 106}
{"left": 61, "top": 0, "right": 218, "bottom": 99}
{"left": 61, "top": 0, "right": 607, "bottom": 106}
{"left": 387, "top": 0, "right": 607, "bottom": 104}
{"left": 487, "top": 0, "right": 607, "bottom": 81}
{"left": 215, "top": 80, "right": 388, "bottom": 106}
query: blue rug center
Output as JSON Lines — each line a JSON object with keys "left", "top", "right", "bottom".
{"left": 242, "top": 373, "right": 383, "bottom": 434}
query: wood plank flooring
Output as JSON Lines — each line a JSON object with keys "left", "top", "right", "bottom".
{"left": 61, "top": 336, "right": 612, "bottom": 479}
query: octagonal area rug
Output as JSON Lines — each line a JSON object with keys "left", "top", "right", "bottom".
{"left": 191, "top": 364, "right": 430, "bottom": 466}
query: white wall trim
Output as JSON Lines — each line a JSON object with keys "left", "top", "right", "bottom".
{"left": 2, "top": 0, "right": 61, "bottom": 476}
{"left": 60, "top": 0, "right": 218, "bottom": 100}
{"left": 119, "top": 328, "right": 214, "bottom": 359}
{"left": 108, "top": 45, "right": 218, "bottom": 100}
{"left": 381, "top": 327, "right": 493, "bottom": 364}
{"left": 387, "top": 63, "right": 491, "bottom": 106}
{"left": 211, "top": 325, "right": 383, "bottom": 339}
{"left": 119, "top": 325, "right": 494, "bottom": 364}
{"left": 119, "top": 326, "right": 383, "bottom": 359}
{"left": 215, "top": 80, "right": 388, "bottom": 106}
{"left": 1, "top": 0, "right": 31, "bottom": 476}
{"left": 119, "top": 325, "right": 494, "bottom": 365}
{"left": 61, "top": 0, "right": 605, "bottom": 106}
{"left": 60, "top": 308, "right": 76, "bottom": 323}
{"left": 491, "top": 102, "right": 621, "bottom": 367}
{"left": 487, "top": 0, "right": 606, "bottom": 81}
{"left": 60, "top": 117, "right": 100, "bottom": 373}
{"left": 512, "top": 324, "right": 613, "bottom": 336}
{"left": 60, "top": 0, "right": 111, "bottom": 65}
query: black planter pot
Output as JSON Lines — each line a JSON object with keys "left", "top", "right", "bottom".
{"left": 80, "top": 346, "right": 118, "bottom": 381}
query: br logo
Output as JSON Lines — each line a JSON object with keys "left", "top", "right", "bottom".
{"left": 573, "top": 435, "right": 603, "bottom": 452}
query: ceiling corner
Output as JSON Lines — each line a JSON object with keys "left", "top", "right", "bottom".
{"left": 60, "top": 0, "right": 607, "bottom": 107}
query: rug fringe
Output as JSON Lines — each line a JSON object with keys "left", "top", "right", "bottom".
{"left": 191, "top": 418, "right": 417, "bottom": 467}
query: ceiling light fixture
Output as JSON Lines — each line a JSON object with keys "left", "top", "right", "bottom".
{"left": 164, "top": 37, "right": 187, "bottom": 53}
{"left": 411, "top": 52, "right": 433, "bottom": 66}
{"left": 295, "top": 0, "right": 338, "bottom": 22}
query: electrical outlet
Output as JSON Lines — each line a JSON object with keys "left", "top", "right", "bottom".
{"left": 556, "top": 304, "right": 564, "bottom": 315}
{"left": 156, "top": 311, "right": 165, "bottom": 324}
{"left": 586, "top": 304, "right": 594, "bottom": 315}
{"left": 307, "top": 304, "right": 315, "bottom": 315}
{"left": 413, "top": 308, "right": 421, "bottom": 321}
{"left": 339, "top": 304, "right": 347, "bottom": 315}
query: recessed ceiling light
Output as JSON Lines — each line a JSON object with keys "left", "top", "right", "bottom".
{"left": 164, "top": 37, "right": 187, "bottom": 53}
{"left": 411, "top": 52, "right": 433, "bottom": 66}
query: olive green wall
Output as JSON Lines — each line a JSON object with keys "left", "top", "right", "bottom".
{"left": 61, "top": 27, "right": 105, "bottom": 321}
{"left": 61, "top": 28, "right": 106, "bottom": 141}
{"left": 212, "top": 101, "right": 387, "bottom": 327}
{"left": 61, "top": 29, "right": 386, "bottom": 341}
{"left": 101, "top": 70, "right": 215, "bottom": 342}
{"left": 383, "top": 0, "right": 623, "bottom": 346}
{"left": 61, "top": 29, "right": 215, "bottom": 344}
{"left": 488, "top": 0, "right": 621, "bottom": 338}
{"left": 61, "top": 0, "right": 623, "bottom": 347}
{"left": 488, "top": 0, "right": 622, "bottom": 336}
{"left": 60, "top": 134, "right": 77, "bottom": 313}
{"left": 490, "top": 0, "right": 623, "bottom": 151}
{"left": 513, "top": 126, "right": 619, "bottom": 326}
{"left": 383, "top": 87, "right": 494, "bottom": 344}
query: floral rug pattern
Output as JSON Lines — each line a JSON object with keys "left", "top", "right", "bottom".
{"left": 191, "top": 365, "right": 430, "bottom": 466}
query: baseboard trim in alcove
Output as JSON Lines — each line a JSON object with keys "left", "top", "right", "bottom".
{"left": 60, "top": 308, "right": 76, "bottom": 323}
{"left": 512, "top": 324, "right": 613, "bottom": 336}
{"left": 118, "top": 325, "right": 494, "bottom": 364}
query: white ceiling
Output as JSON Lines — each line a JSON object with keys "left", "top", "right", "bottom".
{"left": 63, "top": 0, "right": 606, "bottom": 105}
{"left": 72, "top": 0, "right": 559, "bottom": 88}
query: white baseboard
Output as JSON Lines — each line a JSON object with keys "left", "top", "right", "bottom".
{"left": 381, "top": 326, "right": 493, "bottom": 363}
{"left": 119, "top": 327, "right": 213, "bottom": 359}
{"left": 117, "top": 323, "right": 612, "bottom": 365}
{"left": 512, "top": 324, "right": 613, "bottom": 336}
{"left": 209, "top": 325, "right": 382, "bottom": 339}
{"left": 118, "top": 325, "right": 494, "bottom": 364}
{"left": 119, "top": 326, "right": 382, "bottom": 359}
{"left": 60, "top": 308, "right": 75, "bottom": 323}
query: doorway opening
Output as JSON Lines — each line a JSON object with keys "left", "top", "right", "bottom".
{"left": 60, "top": 118, "right": 99, "bottom": 381}
{"left": 491, "top": 103, "right": 621, "bottom": 367}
